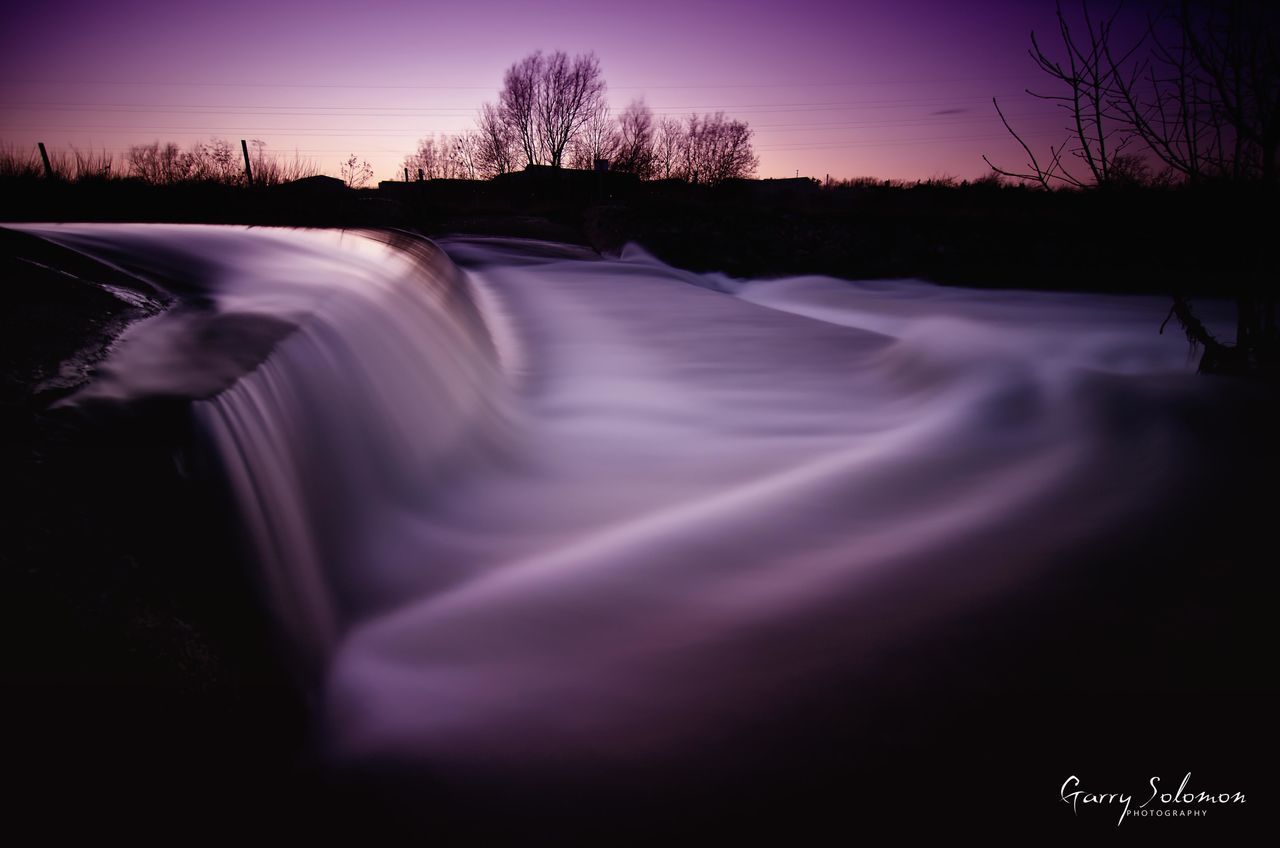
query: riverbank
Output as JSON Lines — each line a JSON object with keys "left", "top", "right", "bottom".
{"left": 2, "top": 173, "right": 1273, "bottom": 297}
{"left": 0, "top": 227, "right": 313, "bottom": 836}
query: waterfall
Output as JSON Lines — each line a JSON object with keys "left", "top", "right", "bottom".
{"left": 10, "top": 222, "right": 1245, "bottom": 786}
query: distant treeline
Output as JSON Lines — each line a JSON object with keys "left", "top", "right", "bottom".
{"left": 0, "top": 139, "right": 318, "bottom": 186}
{"left": 417, "top": 49, "right": 759, "bottom": 184}
{"left": 2, "top": 48, "right": 763, "bottom": 189}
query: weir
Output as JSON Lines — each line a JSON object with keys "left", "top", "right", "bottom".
{"left": 7, "top": 223, "right": 1252, "bottom": 793}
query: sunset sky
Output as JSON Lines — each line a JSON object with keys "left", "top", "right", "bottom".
{"left": 0, "top": 0, "right": 1154, "bottom": 182}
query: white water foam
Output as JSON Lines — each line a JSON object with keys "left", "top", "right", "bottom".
{"left": 9, "top": 224, "right": 1234, "bottom": 780}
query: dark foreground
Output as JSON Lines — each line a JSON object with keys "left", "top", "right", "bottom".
{"left": 2, "top": 171, "right": 1275, "bottom": 297}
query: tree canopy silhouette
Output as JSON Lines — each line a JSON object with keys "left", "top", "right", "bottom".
{"left": 499, "top": 50, "right": 607, "bottom": 169}
{"left": 986, "top": 0, "right": 1278, "bottom": 376}
{"left": 987, "top": 0, "right": 1279, "bottom": 189}
{"left": 472, "top": 51, "right": 757, "bottom": 183}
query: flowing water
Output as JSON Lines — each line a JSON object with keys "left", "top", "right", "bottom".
{"left": 8, "top": 223, "right": 1256, "bottom": 812}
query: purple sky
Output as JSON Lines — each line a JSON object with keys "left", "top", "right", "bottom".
{"left": 0, "top": 0, "right": 1155, "bottom": 181}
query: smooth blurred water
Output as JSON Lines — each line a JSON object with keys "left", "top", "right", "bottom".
{"left": 10, "top": 224, "right": 1239, "bottom": 782}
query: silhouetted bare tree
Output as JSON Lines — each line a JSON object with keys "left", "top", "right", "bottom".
{"left": 538, "top": 51, "right": 607, "bottom": 168}
{"left": 653, "top": 116, "right": 683, "bottom": 180}
{"left": 569, "top": 100, "right": 620, "bottom": 170}
{"left": 403, "top": 133, "right": 484, "bottom": 180}
{"left": 403, "top": 137, "right": 443, "bottom": 180}
{"left": 452, "top": 131, "right": 482, "bottom": 179}
{"left": 676, "top": 112, "right": 759, "bottom": 184}
{"left": 985, "top": 1, "right": 1136, "bottom": 187}
{"left": 1145, "top": 1, "right": 1280, "bottom": 375}
{"left": 340, "top": 154, "right": 373, "bottom": 188}
{"left": 987, "top": 0, "right": 1278, "bottom": 374}
{"left": 476, "top": 101, "right": 519, "bottom": 177}
{"left": 498, "top": 50, "right": 606, "bottom": 168}
{"left": 1108, "top": 1, "right": 1280, "bottom": 185}
{"left": 613, "top": 99, "right": 657, "bottom": 178}
{"left": 500, "top": 52, "right": 543, "bottom": 167}
{"left": 989, "top": 0, "right": 1278, "bottom": 189}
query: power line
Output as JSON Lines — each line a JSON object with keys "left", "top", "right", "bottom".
{"left": 0, "top": 94, "right": 1040, "bottom": 116}
{"left": 2, "top": 126, "right": 431, "bottom": 135}
{"left": 6, "top": 128, "right": 1065, "bottom": 152}
{"left": 0, "top": 111, "right": 1063, "bottom": 139}
{"left": 0, "top": 74, "right": 1048, "bottom": 91}
{"left": 756, "top": 130, "right": 1063, "bottom": 149}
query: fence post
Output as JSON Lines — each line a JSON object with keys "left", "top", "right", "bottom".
{"left": 37, "top": 142, "right": 54, "bottom": 178}
{"left": 404, "top": 167, "right": 409, "bottom": 182}
{"left": 241, "top": 139, "right": 254, "bottom": 186}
